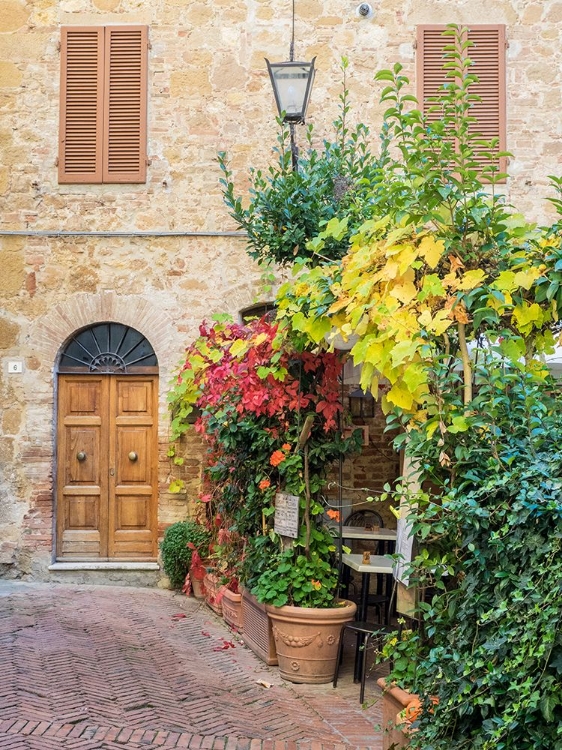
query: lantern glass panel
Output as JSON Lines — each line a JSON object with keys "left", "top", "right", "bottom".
{"left": 266, "top": 60, "right": 315, "bottom": 122}
{"left": 348, "top": 388, "right": 375, "bottom": 419}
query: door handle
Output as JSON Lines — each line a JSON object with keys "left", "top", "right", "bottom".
{"left": 128, "top": 451, "right": 138, "bottom": 462}
{"left": 109, "top": 468, "right": 115, "bottom": 476}
{"left": 76, "top": 451, "right": 87, "bottom": 462}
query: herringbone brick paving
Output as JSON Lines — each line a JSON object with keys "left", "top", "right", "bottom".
{"left": 0, "top": 582, "right": 384, "bottom": 750}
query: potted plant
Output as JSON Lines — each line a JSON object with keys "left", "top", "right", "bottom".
{"left": 221, "top": 579, "right": 243, "bottom": 631}
{"left": 168, "top": 317, "right": 361, "bottom": 678}
{"left": 182, "top": 544, "right": 208, "bottom": 599}
{"left": 252, "top": 529, "right": 357, "bottom": 684}
{"left": 160, "top": 520, "right": 211, "bottom": 591}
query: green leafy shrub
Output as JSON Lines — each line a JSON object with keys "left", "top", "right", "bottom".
{"left": 396, "top": 365, "right": 562, "bottom": 750}
{"left": 270, "top": 24, "right": 562, "bottom": 746}
{"left": 160, "top": 521, "right": 211, "bottom": 589}
{"left": 218, "top": 60, "right": 380, "bottom": 267}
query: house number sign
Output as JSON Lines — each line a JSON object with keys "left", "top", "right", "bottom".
{"left": 274, "top": 492, "right": 300, "bottom": 539}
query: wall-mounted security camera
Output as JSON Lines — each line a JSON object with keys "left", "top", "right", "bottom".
{"left": 356, "top": 3, "right": 373, "bottom": 18}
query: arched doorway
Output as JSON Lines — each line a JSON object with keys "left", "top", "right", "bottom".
{"left": 55, "top": 323, "right": 159, "bottom": 561}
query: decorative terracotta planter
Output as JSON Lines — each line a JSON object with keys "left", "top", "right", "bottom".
{"left": 190, "top": 576, "right": 205, "bottom": 599}
{"left": 266, "top": 600, "right": 357, "bottom": 684}
{"left": 376, "top": 678, "right": 419, "bottom": 750}
{"left": 240, "top": 587, "right": 278, "bottom": 666}
{"left": 204, "top": 571, "right": 226, "bottom": 616}
{"left": 222, "top": 588, "right": 243, "bottom": 631}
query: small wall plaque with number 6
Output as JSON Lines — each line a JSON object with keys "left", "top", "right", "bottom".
{"left": 8, "top": 361, "right": 23, "bottom": 374}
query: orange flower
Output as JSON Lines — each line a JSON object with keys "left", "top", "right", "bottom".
{"left": 326, "top": 509, "right": 340, "bottom": 521}
{"left": 282, "top": 443, "right": 292, "bottom": 451}
{"left": 404, "top": 698, "right": 423, "bottom": 723}
{"left": 270, "top": 450, "right": 286, "bottom": 467}
{"left": 311, "top": 580, "right": 322, "bottom": 590}
{"left": 259, "top": 478, "right": 271, "bottom": 490}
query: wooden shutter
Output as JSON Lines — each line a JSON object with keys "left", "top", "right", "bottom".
{"left": 59, "top": 25, "right": 148, "bottom": 184}
{"left": 59, "top": 27, "right": 104, "bottom": 184}
{"left": 103, "top": 26, "right": 148, "bottom": 183}
{"left": 417, "top": 25, "right": 507, "bottom": 178}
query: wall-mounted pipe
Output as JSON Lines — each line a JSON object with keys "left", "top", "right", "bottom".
{"left": 0, "top": 230, "right": 246, "bottom": 238}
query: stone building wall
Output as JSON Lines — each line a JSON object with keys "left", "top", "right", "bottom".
{"left": 0, "top": 0, "right": 561, "bottom": 580}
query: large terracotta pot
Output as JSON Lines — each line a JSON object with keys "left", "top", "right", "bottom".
{"left": 222, "top": 588, "right": 243, "bottom": 632}
{"left": 240, "top": 587, "right": 278, "bottom": 665}
{"left": 376, "top": 678, "right": 419, "bottom": 750}
{"left": 191, "top": 575, "right": 205, "bottom": 599}
{"left": 266, "top": 600, "right": 357, "bottom": 684}
{"left": 204, "top": 571, "right": 226, "bottom": 616}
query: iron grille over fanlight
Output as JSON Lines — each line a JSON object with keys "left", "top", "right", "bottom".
{"left": 58, "top": 322, "right": 157, "bottom": 374}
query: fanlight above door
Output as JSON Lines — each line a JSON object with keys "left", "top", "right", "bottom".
{"left": 58, "top": 323, "right": 158, "bottom": 374}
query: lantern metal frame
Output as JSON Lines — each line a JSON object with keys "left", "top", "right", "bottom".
{"left": 265, "top": 0, "right": 316, "bottom": 171}
{"left": 348, "top": 387, "right": 375, "bottom": 420}
{"left": 265, "top": 58, "right": 316, "bottom": 125}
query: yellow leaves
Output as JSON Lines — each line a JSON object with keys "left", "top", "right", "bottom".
{"left": 492, "top": 270, "right": 516, "bottom": 293}
{"left": 386, "top": 382, "right": 415, "bottom": 411}
{"left": 512, "top": 302, "right": 543, "bottom": 333}
{"left": 420, "top": 274, "right": 446, "bottom": 300}
{"left": 418, "top": 309, "right": 453, "bottom": 336}
{"left": 401, "top": 363, "right": 428, "bottom": 394}
{"left": 487, "top": 291, "right": 512, "bottom": 311}
{"left": 513, "top": 266, "right": 542, "bottom": 290}
{"left": 390, "top": 340, "right": 421, "bottom": 368}
{"left": 418, "top": 235, "right": 445, "bottom": 269}
{"left": 229, "top": 339, "right": 250, "bottom": 357}
{"left": 390, "top": 279, "right": 418, "bottom": 305}
{"left": 457, "top": 269, "right": 486, "bottom": 291}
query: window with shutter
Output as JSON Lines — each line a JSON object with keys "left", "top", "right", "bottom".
{"left": 59, "top": 25, "right": 148, "bottom": 184}
{"left": 416, "top": 25, "right": 507, "bottom": 179}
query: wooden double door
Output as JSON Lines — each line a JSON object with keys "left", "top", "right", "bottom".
{"left": 56, "top": 374, "right": 158, "bottom": 560}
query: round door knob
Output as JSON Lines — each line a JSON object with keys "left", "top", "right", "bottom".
{"left": 128, "top": 451, "right": 138, "bottom": 462}
{"left": 76, "top": 451, "right": 87, "bottom": 462}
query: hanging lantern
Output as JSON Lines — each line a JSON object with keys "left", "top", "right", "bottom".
{"left": 265, "top": 58, "right": 316, "bottom": 124}
{"left": 348, "top": 388, "right": 375, "bottom": 420}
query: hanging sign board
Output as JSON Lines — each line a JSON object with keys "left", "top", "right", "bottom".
{"left": 274, "top": 492, "right": 300, "bottom": 538}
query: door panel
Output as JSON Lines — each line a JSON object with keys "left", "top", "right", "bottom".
{"left": 57, "top": 376, "right": 107, "bottom": 558}
{"left": 116, "top": 428, "right": 149, "bottom": 483}
{"left": 57, "top": 374, "right": 158, "bottom": 560}
{"left": 110, "top": 377, "right": 157, "bottom": 558}
{"left": 66, "top": 429, "right": 100, "bottom": 484}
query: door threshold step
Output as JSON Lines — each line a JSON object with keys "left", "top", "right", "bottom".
{"left": 49, "top": 562, "right": 160, "bottom": 571}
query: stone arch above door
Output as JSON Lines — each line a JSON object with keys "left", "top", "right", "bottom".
{"left": 34, "top": 291, "right": 178, "bottom": 378}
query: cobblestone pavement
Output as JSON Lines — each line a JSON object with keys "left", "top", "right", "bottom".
{"left": 0, "top": 582, "right": 385, "bottom": 750}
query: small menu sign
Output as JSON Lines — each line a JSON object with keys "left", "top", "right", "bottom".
{"left": 274, "top": 492, "right": 300, "bottom": 539}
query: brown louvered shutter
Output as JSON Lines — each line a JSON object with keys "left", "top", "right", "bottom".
{"left": 103, "top": 26, "right": 148, "bottom": 183}
{"left": 59, "top": 27, "right": 104, "bottom": 184}
{"left": 417, "top": 25, "right": 507, "bottom": 178}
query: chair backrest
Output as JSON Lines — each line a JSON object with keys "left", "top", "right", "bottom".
{"left": 344, "top": 509, "right": 384, "bottom": 528}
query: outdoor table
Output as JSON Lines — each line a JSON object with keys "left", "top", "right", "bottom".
{"left": 333, "top": 527, "right": 397, "bottom": 598}
{"left": 341, "top": 553, "right": 395, "bottom": 682}
{"left": 341, "top": 553, "right": 394, "bottom": 621}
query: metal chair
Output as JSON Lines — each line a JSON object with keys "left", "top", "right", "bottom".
{"left": 333, "top": 582, "right": 397, "bottom": 703}
{"left": 344, "top": 509, "right": 384, "bottom": 528}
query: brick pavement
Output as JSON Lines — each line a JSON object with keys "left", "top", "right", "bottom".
{"left": 0, "top": 582, "right": 385, "bottom": 750}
